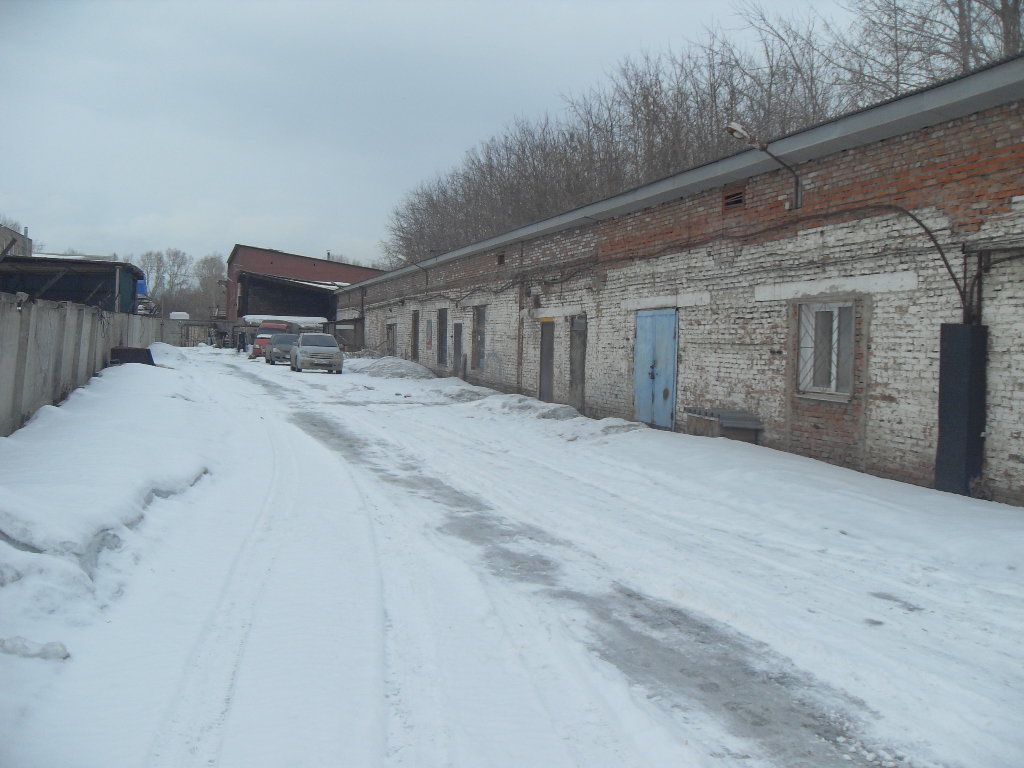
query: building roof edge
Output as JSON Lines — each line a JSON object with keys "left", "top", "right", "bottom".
{"left": 340, "top": 55, "right": 1024, "bottom": 294}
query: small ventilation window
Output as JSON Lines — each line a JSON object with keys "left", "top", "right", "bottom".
{"left": 497, "top": 253, "right": 505, "bottom": 265}
{"left": 723, "top": 189, "right": 745, "bottom": 211}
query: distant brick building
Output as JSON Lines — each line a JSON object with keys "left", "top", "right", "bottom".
{"left": 226, "top": 245, "right": 381, "bottom": 321}
{"left": 337, "top": 58, "right": 1024, "bottom": 504}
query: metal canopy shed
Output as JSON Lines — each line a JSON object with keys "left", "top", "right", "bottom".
{"left": 235, "top": 271, "right": 346, "bottom": 320}
{"left": 0, "top": 256, "right": 143, "bottom": 314}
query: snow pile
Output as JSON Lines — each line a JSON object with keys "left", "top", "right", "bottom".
{"left": 149, "top": 341, "right": 189, "bottom": 367}
{"left": 473, "top": 393, "right": 580, "bottom": 420}
{"left": 1, "top": 636, "right": 69, "bottom": 660}
{"left": 362, "top": 356, "right": 435, "bottom": 379}
{"left": 338, "top": 357, "right": 376, "bottom": 373}
{"left": 434, "top": 385, "right": 491, "bottom": 403}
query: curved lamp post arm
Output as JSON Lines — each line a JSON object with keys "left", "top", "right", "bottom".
{"left": 725, "top": 121, "right": 802, "bottom": 209}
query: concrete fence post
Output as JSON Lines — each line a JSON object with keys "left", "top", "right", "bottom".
{"left": 10, "top": 302, "right": 36, "bottom": 431}
{"left": 86, "top": 310, "right": 99, "bottom": 378}
{"left": 69, "top": 305, "right": 85, "bottom": 389}
{"left": 49, "top": 302, "right": 71, "bottom": 404}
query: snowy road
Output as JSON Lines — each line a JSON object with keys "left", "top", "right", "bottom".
{"left": 1, "top": 346, "right": 1022, "bottom": 768}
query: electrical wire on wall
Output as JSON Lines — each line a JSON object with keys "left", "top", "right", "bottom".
{"left": 362, "top": 200, "right": 1016, "bottom": 325}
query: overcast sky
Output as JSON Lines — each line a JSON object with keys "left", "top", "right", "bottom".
{"left": 1, "top": 0, "right": 838, "bottom": 265}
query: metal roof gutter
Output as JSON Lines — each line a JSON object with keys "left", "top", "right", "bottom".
{"left": 341, "top": 55, "right": 1024, "bottom": 295}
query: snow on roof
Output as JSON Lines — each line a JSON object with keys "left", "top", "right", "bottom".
{"left": 242, "top": 315, "right": 329, "bottom": 327}
{"left": 289, "top": 279, "right": 349, "bottom": 290}
{"left": 32, "top": 253, "right": 121, "bottom": 262}
{"left": 239, "top": 271, "right": 349, "bottom": 291}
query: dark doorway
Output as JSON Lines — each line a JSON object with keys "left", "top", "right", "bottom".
{"left": 386, "top": 323, "right": 397, "bottom": 357}
{"left": 936, "top": 323, "right": 987, "bottom": 495}
{"left": 472, "top": 306, "right": 486, "bottom": 370}
{"left": 569, "top": 315, "right": 587, "bottom": 412}
{"left": 411, "top": 311, "right": 420, "bottom": 360}
{"left": 437, "top": 308, "right": 448, "bottom": 366}
{"left": 453, "top": 322, "right": 463, "bottom": 378}
{"left": 539, "top": 320, "right": 554, "bottom": 402}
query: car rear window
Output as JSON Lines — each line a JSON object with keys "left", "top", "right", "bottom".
{"left": 301, "top": 334, "right": 339, "bottom": 348}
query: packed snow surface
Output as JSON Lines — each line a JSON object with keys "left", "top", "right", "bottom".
{"left": 0, "top": 347, "right": 1021, "bottom": 768}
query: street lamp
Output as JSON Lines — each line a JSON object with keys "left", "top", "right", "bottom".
{"left": 725, "top": 121, "right": 802, "bottom": 209}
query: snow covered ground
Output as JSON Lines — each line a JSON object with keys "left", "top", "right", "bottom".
{"left": 0, "top": 346, "right": 1021, "bottom": 768}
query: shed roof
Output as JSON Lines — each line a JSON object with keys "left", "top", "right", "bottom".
{"left": 0, "top": 255, "right": 144, "bottom": 280}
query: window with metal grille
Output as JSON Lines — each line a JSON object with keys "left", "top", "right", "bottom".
{"left": 797, "top": 302, "right": 854, "bottom": 394}
{"left": 723, "top": 189, "right": 744, "bottom": 211}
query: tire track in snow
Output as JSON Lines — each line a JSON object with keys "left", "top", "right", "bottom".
{"left": 147, "top": 417, "right": 298, "bottom": 768}
{"left": 224, "top": 357, "right": 908, "bottom": 766}
{"left": 283, "top": 407, "right": 863, "bottom": 766}
{"left": 288, "top": 411, "right": 651, "bottom": 767}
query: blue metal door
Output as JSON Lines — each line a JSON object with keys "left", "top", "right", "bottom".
{"left": 633, "top": 309, "right": 677, "bottom": 429}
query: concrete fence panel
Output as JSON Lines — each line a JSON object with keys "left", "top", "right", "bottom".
{"left": 0, "top": 292, "right": 178, "bottom": 437}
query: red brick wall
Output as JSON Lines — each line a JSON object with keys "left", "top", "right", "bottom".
{"left": 226, "top": 246, "right": 381, "bottom": 320}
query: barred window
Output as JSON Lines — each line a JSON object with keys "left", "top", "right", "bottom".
{"left": 797, "top": 302, "right": 854, "bottom": 394}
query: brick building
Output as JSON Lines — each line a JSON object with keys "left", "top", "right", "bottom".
{"left": 226, "top": 244, "right": 381, "bottom": 321}
{"left": 337, "top": 58, "right": 1024, "bottom": 504}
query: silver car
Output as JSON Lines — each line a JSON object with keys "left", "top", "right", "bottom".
{"left": 290, "top": 333, "right": 343, "bottom": 373}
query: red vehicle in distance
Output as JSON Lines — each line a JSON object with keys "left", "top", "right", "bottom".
{"left": 252, "top": 320, "right": 298, "bottom": 357}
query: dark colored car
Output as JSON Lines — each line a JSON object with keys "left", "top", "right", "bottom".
{"left": 264, "top": 334, "right": 299, "bottom": 364}
{"left": 253, "top": 321, "right": 298, "bottom": 357}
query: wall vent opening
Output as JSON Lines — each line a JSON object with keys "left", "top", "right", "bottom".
{"left": 497, "top": 253, "right": 506, "bottom": 265}
{"left": 723, "top": 189, "right": 745, "bottom": 211}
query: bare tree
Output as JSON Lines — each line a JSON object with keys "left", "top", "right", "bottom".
{"left": 192, "top": 253, "right": 227, "bottom": 315}
{"left": 163, "top": 248, "right": 195, "bottom": 295}
{"left": 379, "top": 1, "right": 1018, "bottom": 267}
{"left": 823, "top": 0, "right": 1022, "bottom": 101}
{"left": 134, "top": 249, "right": 225, "bottom": 317}
{"left": 137, "top": 251, "right": 167, "bottom": 295}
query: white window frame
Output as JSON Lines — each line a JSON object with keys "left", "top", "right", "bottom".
{"left": 797, "top": 301, "right": 855, "bottom": 395}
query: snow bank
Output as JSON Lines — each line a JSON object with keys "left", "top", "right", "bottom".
{"left": 149, "top": 342, "right": 188, "bottom": 367}
{"left": 361, "top": 356, "right": 435, "bottom": 379}
{"left": 0, "top": 362, "right": 219, "bottom": 630}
